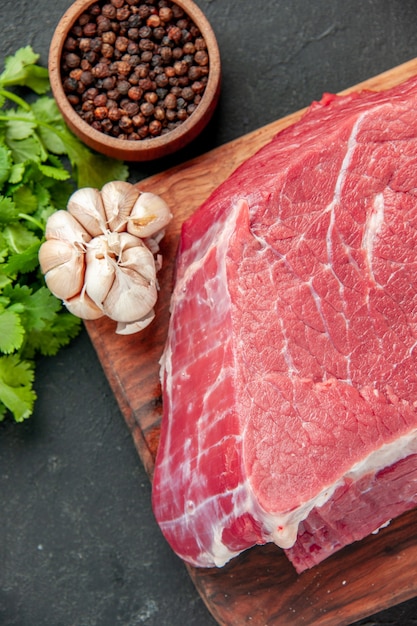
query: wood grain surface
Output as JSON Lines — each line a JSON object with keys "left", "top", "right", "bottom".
{"left": 85, "top": 57, "right": 417, "bottom": 626}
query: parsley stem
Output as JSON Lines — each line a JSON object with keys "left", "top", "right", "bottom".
{"left": 0, "top": 111, "right": 65, "bottom": 142}
{"left": 0, "top": 87, "right": 31, "bottom": 111}
{"left": 18, "top": 213, "right": 45, "bottom": 232}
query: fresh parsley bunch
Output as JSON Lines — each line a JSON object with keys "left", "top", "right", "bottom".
{"left": 0, "top": 46, "right": 129, "bottom": 423}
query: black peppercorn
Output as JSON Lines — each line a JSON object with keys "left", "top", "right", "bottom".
{"left": 119, "top": 115, "right": 133, "bottom": 131}
{"left": 102, "top": 75, "right": 116, "bottom": 90}
{"left": 67, "top": 94, "right": 80, "bottom": 106}
{"left": 101, "top": 118, "right": 113, "bottom": 133}
{"left": 102, "top": 4, "right": 117, "bottom": 19}
{"left": 92, "top": 62, "right": 111, "bottom": 78}
{"left": 64, "top": 37, "right": 78, "bottom": 52}
{"left": 71, "top": 25, "right": 83, "bottom": 38}
{"left": 116, "top": 6, "right": 130, "bottom": 21}
{"left": 137, "top": 5, "right": 151, "bottom": 19}
{"left": 191, "top": 80, "right": 205, "bottom": 94}
{"left": 172, "top": 47, "right": 183, "bottom": 60}
{"left": 159, "top": 6, "right": 173, "bottom": 22}
{"left": 141, "top": 51, "right": 153, "bottom": 63}
{"left": 79, "top": 38, "right": 91, "bottom": 53}
{"left": 108, "top": 107, "right": 122, "bottom": 122}
{"left": 194, "top": 50, "right": 208, "bottom": 66}
{"left": 140, "top": 101, "right": 155, "bottom": 117}
{"left": 177, "top": 108, "right": 188, "bottom": 121}
{"left": 78, "top": 13, "right": 90, "bottom": 27}
{"left": 94, "top": 106, "right": 109, "bottom": 120}
{"left": 127, "top": 86, "right": 143, "bottom": 101}
{"left": 83, "top": 110, "right": 95, "bottom": 124}
{"left": 153, "top": 26, "right": 165, "bottom": 40}
{"left": 94, "top": 93, "right": 108, "bottom": 107}
{"left": 132, "top": 113, "right": 146, "bottom": 127}
{"left": 164, "top": 93, "right": 177, "bottom": 109}
{"left": 116, "top": 60, "right": 131, "bottom": 75}
{"left": 101, "top": 43, "right": 114, "bottom": 58}
{"left": 63, "top": 77, "right": 78, "bottom": 92}
{"left": 181, "top": 86, "right": 194, "bottom": 101}
{"left": 154, "top": 105, "right": 165, "bottom": 120}
{"left": 149, "top": 119, "right": 162, "bottom": 135}
{"left": 165, "top": 108, "right": 176, "bottom": 122}
{"left": 80, "top": 70, "right": 94, "bottom": 85}
{"left": 96, "top": 16, "right": 112, "bottom": 33}
{"left": 116, "top": 79, "right": 131, "bottom": 94}
{"left": 65, "top": 53, "right": 81, "bottom": 68}
{"left": 115, "top": 36, "right": 129, "bottom": 52}
{"left": 128, "top": 14, "right": 141, "bottom": 28}
{"left": 83, "top": 22, "right": 97, "bottom": 37}
{"left": 174, "top": 59, "right": 188, "bottom": 76}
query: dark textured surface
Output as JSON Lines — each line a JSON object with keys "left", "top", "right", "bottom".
{"left": 1, "top": 1, "right": 417, "bottom": 625}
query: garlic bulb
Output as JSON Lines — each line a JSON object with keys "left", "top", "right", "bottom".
{"left": 39, "top": 182, "right": 172, "bottom": 335}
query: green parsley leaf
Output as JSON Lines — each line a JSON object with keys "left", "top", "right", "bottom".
{"left": 5, "top": 112, "right": 36, "bottom": 140}
{"left": 8, "top": 162, "right": 25, "bottom": 184}
{"left": 0, "top": 354, "right": 36, "bottom": 422}
{"left": 7, "top": 135, "right": 45, "bottom": 164}
{"left": 4, "top": 240, "right": 41, "bottom": 275}
{"left": 0, "top": 195, "right": 18, "bottom": 224}
{"left": 0, "top": 46, "right": 49, "bottom": 94}
{"left": 0, "top": 309, "right": 24, "bottom": 353}
{"left": 0, "top": 144, "right": 11, "bottom": 186}
{"left": 13, "top": 185, "right": 39, "bottom": 214}
{"left": 38, "top": 163, "right": 71, "bottom": 181}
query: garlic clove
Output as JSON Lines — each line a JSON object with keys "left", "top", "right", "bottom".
{"left": 67, "top": 187, "right": 107, "bottom": 237}
{"left": 116, "top": 309, "right": 156, "bottom": 335}
{"left": 64, "top": 288, "right": 104, "bottom": 320}
{"left": 45, "top": 256, "right": 84, "bottom": 300}
{"left": 127, "top": 191, "right": 173, "bottom": 239}
{"left": 101, "top": 181, "right": 140, "bottom": 233}
{"left": 39, "top": 238, "right": 85, "bottom": 300}
{"left": 102, "top": 265, "right": 158, "bottom": 323}
{"left": 84, "top": 236, "right": 116, "bottom": 308}
{"left": 39, "top": 238, "right": 75, "bottom": 275}
{"left": 45, "top": 209, "right": 91, "bottom": 245}
{"left": 119, "top": 240, "right": 158, "bottom": 285}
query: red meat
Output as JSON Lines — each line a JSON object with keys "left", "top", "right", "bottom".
{"left": 152, "top": 76, "right": 417, "bottom": 572}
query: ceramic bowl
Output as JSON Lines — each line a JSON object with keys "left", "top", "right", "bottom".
{"left": 48, "top": 0, "right": 221, "bottom": 161}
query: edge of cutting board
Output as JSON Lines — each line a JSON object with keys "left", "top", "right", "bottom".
{"left": 85, "top": 57, "right": 417, "bottom": 626}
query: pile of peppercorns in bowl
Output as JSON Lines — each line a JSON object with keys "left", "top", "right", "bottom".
{"left": 48, "top": 0, "right": 221, "bottom": 161}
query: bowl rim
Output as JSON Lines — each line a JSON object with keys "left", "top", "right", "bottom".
{"left": 48, "top": 0, "right": 221, "bottom": 159}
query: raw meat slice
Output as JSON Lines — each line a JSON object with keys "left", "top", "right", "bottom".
{"left": 152, "top": 76, "right": 417, "bottom": 573}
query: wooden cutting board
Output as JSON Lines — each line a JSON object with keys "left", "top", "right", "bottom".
{"left": 85, "top": 58, "right": 417, "bottom": 626}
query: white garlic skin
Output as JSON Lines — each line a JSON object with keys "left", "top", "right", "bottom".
{"left": 39, "top": 239, "right": 85, "bottom": 300}
{"left": 38, "top": 181, "right": 172, "bottom": 335}
{"left": 45, "top": 209, "right": 91, "bottom": 245}
{"left": 67, "top": 187, "right": 107, "bottom": 237}
{"left": 39, "top": 210, "right": 89, "bottom": 301}
{"left": 116, "top": 309, "right": 156, "bottom": 335}
{"left": 64, "top": 289, "right": 104, "bottom": 321}
{"left": 84, "top": 232, "right": 158, "bottom": 323}
{"left": 101, "top": 181, "right": 140, "bottom": 232}
{"left": 127, "top": 192, "right": 173, "bottom": 239}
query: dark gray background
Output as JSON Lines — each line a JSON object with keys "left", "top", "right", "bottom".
{"left": 1, "top": 1, "right": 417, "bottom": 624}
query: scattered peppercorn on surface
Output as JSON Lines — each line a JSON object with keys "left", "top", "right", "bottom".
{"left": 61, "top": 0, "right": 209, "bottom": 140}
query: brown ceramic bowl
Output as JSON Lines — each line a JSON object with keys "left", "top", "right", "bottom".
{"left": 48, "top": 0, "right": 221, "bottom": 161}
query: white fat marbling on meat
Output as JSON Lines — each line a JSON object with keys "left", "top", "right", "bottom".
{"left": 362, "top": 192, "right": 385, "bottom": 283}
